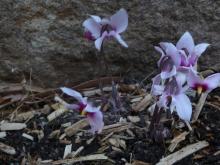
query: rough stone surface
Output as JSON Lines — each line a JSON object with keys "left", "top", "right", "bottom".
{"left": 0, "top": 0, "right": 220, "bottom": 87}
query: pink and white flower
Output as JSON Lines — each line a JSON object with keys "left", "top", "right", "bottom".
{"left": 60, "top": 87, "right": 104, "bottom": 134}
{"left": 187, "top": 69, "right": 220, "bottom": 95}
{"left": 176, "top": 32, "right": 210, "bottom": 68}
{"left": 157, "top": 77, "right": 192, "bottom": 121}
{"left": 83, "top": 8, "right": 128, "bottom": 51}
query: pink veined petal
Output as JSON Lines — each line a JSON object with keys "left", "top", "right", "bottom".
{"left": 151, "top": 85, "right": 165, "bottom": 96}
{"left": 176, "top": 32, "right": 195, "bottom": 55}
{"left": 204, "top": 73, "right": 220, "bottom": 92}
{"left": 111, "top": 32, "right": 128, "bottom": 47}
{"left": 172, "top": 94, "right": 192, "bottom": 121}
{"left": 193, "top": 43, "right": 210, "bottom": 57}
{"left": 90, "top": 15, "right": 101, "bottom": 23}
{"left": 187, "top": 68, "right": 203, "bottom": 88}
{"left": 94, "top": 31, "right": 108, "bottom": 51}
{"left": 160, "top": 66, "right": 177, "bottom": 79}
{"left": 83, "top": 18, "right": 101, "bottom": 39}
{"left": 60, "top": 87, "right": 84, "bottom": 102}
{"left": 110, "top": 8, "right": 128, "bottom": 33}
{"left": 87, "top": 110, "right": 104, "bottom": 134}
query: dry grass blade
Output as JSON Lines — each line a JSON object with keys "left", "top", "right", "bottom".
{"left": 52, "top": 154, "right": 112, "bottom": 164}
{"left": 157, "top": 141, "right": 209, "bottom": 165}
{"left": 0, "top": 142, "right": 16, "bottom": 155}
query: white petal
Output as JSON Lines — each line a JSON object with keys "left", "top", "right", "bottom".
{"left": 90, "top": 15, "right": 101, "bottom": 23}
{"left": 87, "top": 110, "right": 104, "bottom": 134}
{"left": 112, "top": 32, "right": 128, "bottom": 47}
{"left": 204, "top": 73, "right": 220, "bottom": 92}
{"left": 154, "top": 46, "right": 165, "bottom": 57}
{"left": 94, "top": 31, "right": 107, "bottom": 51}
{"left": 165, "top": 43, "right": 181, "bottom": 67}
{"left": 84, "top": 103, "right": 99, "bottom": 113}
{"left": 110, "top": 8, "right": 128, "bottom": 33}
{"left": 161, "top": 66, "right": 177, "bottom": 79}
{"left": 193, "top": 43, "right": 210, "bottom": 57}
{"left": 83, "top": 18, "right": 101, "bottom": 39}
{"left": 187, "top": 68, "right": 203, "bottom": 88}
{"left": 176, "top": 32, "right": 195, "bottom": 55}
{"left": 172, "top": 94, "right": 192, "bottom": 121}
{"left": 60, "top": 87, "right": 84, "bottom": 102}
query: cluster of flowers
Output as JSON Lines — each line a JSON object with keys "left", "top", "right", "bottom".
{"left": 151, "top": 32, "right": 220, "bottom": 121}
{"left": 57, "top": 8, "right": 220, "bottom": 135}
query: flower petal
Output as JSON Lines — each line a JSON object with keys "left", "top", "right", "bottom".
{"left": 94, "top": 31, "right": 108, "bottom": 51}
{"left": 176, "top": 32, "right": 195, "bottom": 55}
{"left": 83, "top": 18, "right": 101, "bottom": 39}
{"left": 60, "top": 87, "right": 84, "bottom": 102}
{"left": 87, "top": 109, "right": 104, "bottom": 134}
{"left": 187, "top": 68, "right": 203, "bottom": 89}
{"left": 110, "top": 8, "right": 128, "bottom": 33}
{"left": 193, "top": 43, "right": 210, "bottom": 57}
{"left": 90, "top": 15, "right": 101, "bottom": 23}
{"left": 204, "top": 73, "right": 220, "bottom": 92}
{"left": 172, "top": 94, "right": 192, "bottom": 121}
{"left": 111, "top": 32, "right": 128, "bottom": 47}
{"left": 165, "top": 43, "right": 181, "bottom": 67}
{"left": 161, "top": 65, "right": 176, "bottom": 79}
{"left": 155, "top": 46, "right": 165, "bottom": 57}
{"left": 84, "top": 103, "right": 99, "bottom": 113}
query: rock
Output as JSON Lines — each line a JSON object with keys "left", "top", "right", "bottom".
{"left": 0, "top": 0, "right": 220, "bottom": 87}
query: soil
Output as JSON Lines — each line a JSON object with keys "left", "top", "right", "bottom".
{"left": 0, "top": 79, "right": 220, "bottom": 165}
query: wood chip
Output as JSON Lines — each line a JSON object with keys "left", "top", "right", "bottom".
{"left": 132, "top": 94, "right": 152, "bottom": 112}
{"left": 47, "top": 104, "right": 68, "bottom": 122}
{"left": 69, "top": 146, "right": 84, "bottom": 158}
{"left": 0, "top": 122, "right": 26, "bottom": 131}
{"left": 0, "top": 132, "right": 6, "bottom": 138}
{"left": 102, "top": 123, "right": 131, "bottom": 135}
{"left": 131, "top": 160, "right": 151, "bottom": 165}
{"left": 22, "top": 133, "right": 34, "bottom": 141}
{"left": 63, "top": 144, "right": 72, "bottom": 159}
{"left": 157, "top": 141, "right": 209, "bottom": 165}
{"left": 52, "top": 154, "right": 111, "bottom": 164}
{"left": 64, "top": 119, "right": 89, "bottom": 137}
{"left": 127, "top": 116, "right": 140, "bottom": 123}
{"left": 168, "top": 131, "right": 189, "bottom": 152}
{"left": 0, "top": 142, "right": 16, "bottom": 155}
{"left": 82, "top": 86, "right": 112, "bottom": 97}
{"left": 13, "top": 111, "right": 35, "bottom": 122}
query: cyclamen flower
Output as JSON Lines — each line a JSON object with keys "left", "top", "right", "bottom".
{"left": 155, "top": 43, "right": 181, "bottom": 79}
{"left": 60, "top": 87, "right": 104, "bottom": 134}
{"left": 187, "top": 69, "right": 220, "bottom": 95}
{"left": 176, "top": 32, "right": 210, "bottom": 68}
{"left": 157, "top": 77, "right": 192, "bottom": 121}
{"left": 83, "top": 8, "right": 128, "bottom": 51}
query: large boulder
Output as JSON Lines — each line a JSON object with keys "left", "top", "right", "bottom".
{"left": 0, "top": 0, "right": 219, "bottom": 87}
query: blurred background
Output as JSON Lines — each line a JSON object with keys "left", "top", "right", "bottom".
{"left": 0, "top": 0, "right": 219, "bottom": 87}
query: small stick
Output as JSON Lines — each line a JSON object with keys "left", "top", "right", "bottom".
{"left": 185, "top": 121, "right": 192, "bottom": 132}
{"left": 193, "top": 93, "right": 208, "bottom": 121}
{"left": 0, "top": 142, "right": 16, "bottom": 155}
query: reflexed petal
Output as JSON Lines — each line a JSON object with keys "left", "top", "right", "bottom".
{"left": 172, "top": 94, "right": 192, "bottom": 121}
{"left": 187, "top": 69, "right": 202, "bottom": 88}
{"left": 83, "top": 18, "right": 101, "bottom": 39}
{"left": 165, "top": 43, "right": 181, "bottom": 67}
{"left": 161, "top": 66, "right": 176, "bottom": 79}
{"left": 159, "top": 42, "right": 171, "bottom": 51}
{"left": 176, "top": 32, "right": 195, "bottom": 55}
{"left": 155, "top": 46, "right": 165, "bottom": 57}
{"left": 193, "top": 43, "right": 210, "bottom": 57}
{"left": 94, "top": 31, "right": 108, "bottom": 51}
{"left": 60, "top": 87, "right": 84, "bottom": 102}
{"left": 204, "top": 73, "right": 220, "bottom": 92}
{"left": 90, "top": 15, "right": 101, "bottom": 23}
{"left": 65, "top": 104, "right": 79, "bottom": 110}
{"left": 176, "top": 72, "right": 187, "bottom": 86}
{"left": 110, "top": 8, "right": 128, "bottom": 33}
{"left": 152, "top": 85, "right": 165, "bottom": 96}
{"left": 87, "top": 110, "right": 104, "bottom": 134}
{"left": 112, "top": 32, "right": 128, "bottom": 47}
